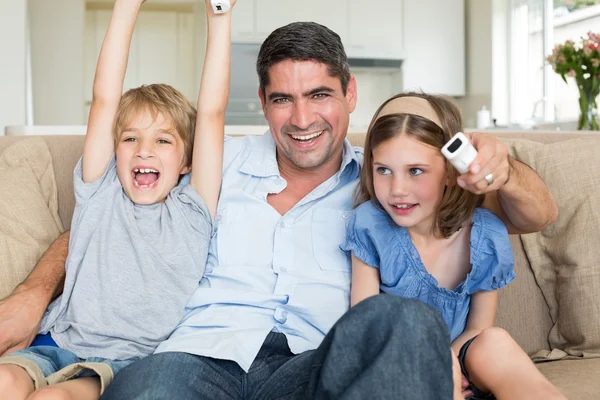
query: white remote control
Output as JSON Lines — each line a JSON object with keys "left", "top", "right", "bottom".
{"left": 441, "top": 132, "right": 478, "bottom": 174}
{"left": 211, "top": 0, "right": 230, "bottom": 13}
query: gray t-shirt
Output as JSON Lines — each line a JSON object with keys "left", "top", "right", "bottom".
{"left": 39, "top": 155, "right": 213, "bottom": 360}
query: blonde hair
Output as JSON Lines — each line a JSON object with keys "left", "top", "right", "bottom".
{"left": 356, "top": 92, "right": 483, "bottom": 238}
{"left": 113, "top": 84, "right": 196, "bottom": 166}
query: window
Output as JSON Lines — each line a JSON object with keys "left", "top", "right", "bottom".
{"left": 510, "top": 0, "right": 600, "bottom": 126}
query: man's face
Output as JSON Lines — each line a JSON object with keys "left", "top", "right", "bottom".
{"left": 259, "top": 60, "right": 357, "bottom": 172}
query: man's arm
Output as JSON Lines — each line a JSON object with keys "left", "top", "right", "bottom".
{"left": 458, "top": 132, "right": 558, "bottom": 234}
{"left": 0, "top": 231, "right": 69, "bottom": 356}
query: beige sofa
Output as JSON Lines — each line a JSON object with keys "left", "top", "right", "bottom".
{"left": 1, "top": 132, "right": 599, "bottom": 399}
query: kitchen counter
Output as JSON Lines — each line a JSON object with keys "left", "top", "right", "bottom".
{"left": 5, "top": 125, "right": 598, "bottom": 137}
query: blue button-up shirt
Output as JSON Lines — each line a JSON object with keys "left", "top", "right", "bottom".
{"left": 155, "top": 132, "right": 362, "bottom": 371}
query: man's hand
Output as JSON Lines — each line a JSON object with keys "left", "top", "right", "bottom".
{"left": 456, "top": 132, "right": 511, "bottom": 195}
{"left": 0, "top": 287, "right": 46, "bottom": 356}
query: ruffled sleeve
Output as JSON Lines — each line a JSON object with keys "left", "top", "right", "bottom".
{"left": 467, "top": 208, "right": 516, "bottom": 294}
{"left": 340, "top": 202, "right": 381, "bottom": 268}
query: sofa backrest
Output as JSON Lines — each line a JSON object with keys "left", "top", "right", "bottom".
{"left": 1, "top": 130, "right": 598, "bottom": 356}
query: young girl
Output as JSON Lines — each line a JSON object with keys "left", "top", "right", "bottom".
{"left": 0, "top": 0, "right": 235, "bottom": 399}
{"left": 342, "top": 93, "right": 565, "bottom": 400}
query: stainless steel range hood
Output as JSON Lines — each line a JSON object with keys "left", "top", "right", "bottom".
{"left": 346, "top": 46, "right": 405, "bottom": 70}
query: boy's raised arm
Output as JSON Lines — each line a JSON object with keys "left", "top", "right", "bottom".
{"left": 82, "top": 0, "right": 145, "bottom": 183}
{"left": 190, "top": 0, "right": 235, "bottom": 217}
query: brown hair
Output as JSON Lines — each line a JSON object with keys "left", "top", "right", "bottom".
{"left": 256, "top": 22, "right": 350, "bottom": 96}
{"left": 113, "top": 84, "right": 196, "bottom": 166}
{"left": 356, "top": 92, "right": 482, "bottom": 238}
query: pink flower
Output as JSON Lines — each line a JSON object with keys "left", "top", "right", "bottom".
{"left": 565, "top": 40, "right": 575, "bottom": 47}
{"left": 558, "top": 55, "right": 567, "bottom": 64}
{"left": 568, "top": 69, "right": 576, "bottom": 77}
{"left": 593, "top": 58, "right": 600, "bottom": 68}
{"left": 584, "top": 46, "right": 593, "bottom": 56}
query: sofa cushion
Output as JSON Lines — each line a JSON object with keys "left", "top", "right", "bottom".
{"left": 0, "top": 138, "right": 64, "bottom": 299}
{"left": 506, "top": 137, "right": 600, "bottom": 361}
{"left": 537, "top": 358, "right": 600, "bottom": 400}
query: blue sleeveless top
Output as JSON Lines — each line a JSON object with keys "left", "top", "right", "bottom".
{"left": 341, "top": 201, "right": 515, "bottom": 341}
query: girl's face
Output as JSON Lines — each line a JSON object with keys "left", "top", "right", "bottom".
{"left": 372, "top": 134, "right": 448, "bottom": 234}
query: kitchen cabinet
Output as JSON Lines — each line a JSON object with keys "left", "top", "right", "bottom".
{"left": 256, "top": 0, "right": 348, "bottom": 42}
{"left": 231, "top": 0, "right": 257, "bottom": 42}
{"left": 84, "top": 9, "right": 196, "bottom": 120}
{"left": 402, "top": 0, "right": 465, "bottom": 96}
{"left": 346, "top": 0, "right": 403, "bottom": 58}
{"left": 230, "top": 0, "right": 406, "bottom": 60}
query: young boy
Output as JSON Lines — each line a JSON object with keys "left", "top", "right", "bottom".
{"left": 0, "top": 0, "right": 234, "bottom": 398}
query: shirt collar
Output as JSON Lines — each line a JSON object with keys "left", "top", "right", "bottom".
{"left": 239, "top": 130, "right": 362, "bottom": 180}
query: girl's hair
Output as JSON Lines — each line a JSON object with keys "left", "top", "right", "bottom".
{"left": 113, "top": 84, "right": 197, "bottom": 166}
{"left": 356, "top": 92, "right": 483, "bottom": 238}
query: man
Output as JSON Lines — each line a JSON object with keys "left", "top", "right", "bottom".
{"left": 0, "top": 22, "right": 557, "bottom": 399}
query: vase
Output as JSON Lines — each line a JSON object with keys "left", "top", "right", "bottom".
{"left": 577, "top": 87, "right": 599, "bottom": 130}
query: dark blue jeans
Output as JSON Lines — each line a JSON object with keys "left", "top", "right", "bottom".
{"left": 101, "top": 295, "right": 453, "bottom": 399}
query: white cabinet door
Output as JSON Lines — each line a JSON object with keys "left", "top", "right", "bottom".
{"left": 231, "top": 0, "right": 257, "bottom": 42}
{"left": 256, "top": 0, "right": 348, "bottom": 42}
{"left": 402, "top": 0, "right": 465, "bottom": 96}
{"left": 347, "top": 0, "right": 403, "bottom": 57}
{"left": 84, "top": 9, "right": 196, "bottom": 122}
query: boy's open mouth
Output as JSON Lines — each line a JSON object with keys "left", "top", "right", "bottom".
{"left": 132, "top": 168, "right": 160, "bottom": 188}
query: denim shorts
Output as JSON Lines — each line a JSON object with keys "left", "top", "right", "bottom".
{"left": 0, "top": 335, "right": 134, "bottom": 393}
{"left": 459, "top": 336, "right": 495, "bottom": 400}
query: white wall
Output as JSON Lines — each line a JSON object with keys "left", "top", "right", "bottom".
{"left": 29, "top": 0, "right": 85, "bottom": 125}
{"left": 350, "top": 71, "right": 403, "bottom": 130}
{"left": 0, "top": 1, "right": 27, "bottom": 135}
{"left": 457, "top": 0, "right": 494, "bottom": 128}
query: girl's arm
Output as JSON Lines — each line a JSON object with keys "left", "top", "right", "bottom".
{"left": 451, "top": 290, "right": 498, "bottom": 354}
{"left": 83, "top": 0, "right": 144, "bottom": 183}
{"left": 190, "top": 0, "right": 235, "bottom": 217}
{"left": 350, "top": 254, "right": 381, "bottom": 307}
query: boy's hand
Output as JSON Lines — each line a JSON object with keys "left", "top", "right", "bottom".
{"left": 204, "top": 0, "right": 237, "bottom": 16}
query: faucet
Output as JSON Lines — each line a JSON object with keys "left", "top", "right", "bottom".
{"left": 530, "top": 97, "right": 559, "bottom": 130}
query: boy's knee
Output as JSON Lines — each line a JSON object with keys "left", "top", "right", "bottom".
{"left": 0, "top": 364, "right": 34, "bottom": 394}
{"left": 27, "top": 386, "right": 72, "bottom": 400}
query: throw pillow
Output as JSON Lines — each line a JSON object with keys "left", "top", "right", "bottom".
{"left": 505, "top": 137, "right": 600, "bottom": 361}
{"left": 0, "top": 138, "right": 64, "bottom": 299}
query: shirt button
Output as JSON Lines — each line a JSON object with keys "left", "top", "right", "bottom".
{"left": 280, "top": 266, "right": 287, "bottom": 273}
{"left": 279, "top": 220, "right": 286, "bottom": 228}
{"left": 342, "top": 211, "right": 351, "bottom": 220}
{"left": 215, "top": 214, "right": 222, "bottom": 222}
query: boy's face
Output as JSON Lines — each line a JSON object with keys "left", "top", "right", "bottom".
{"left": 259, "top": 60, "right": 357, "bottom": 173}
{"left": 372, "top": 134, "right": 448, "bottom": 235}
{"left": 116, "top": 109, "right": 190, "bottom": 205}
